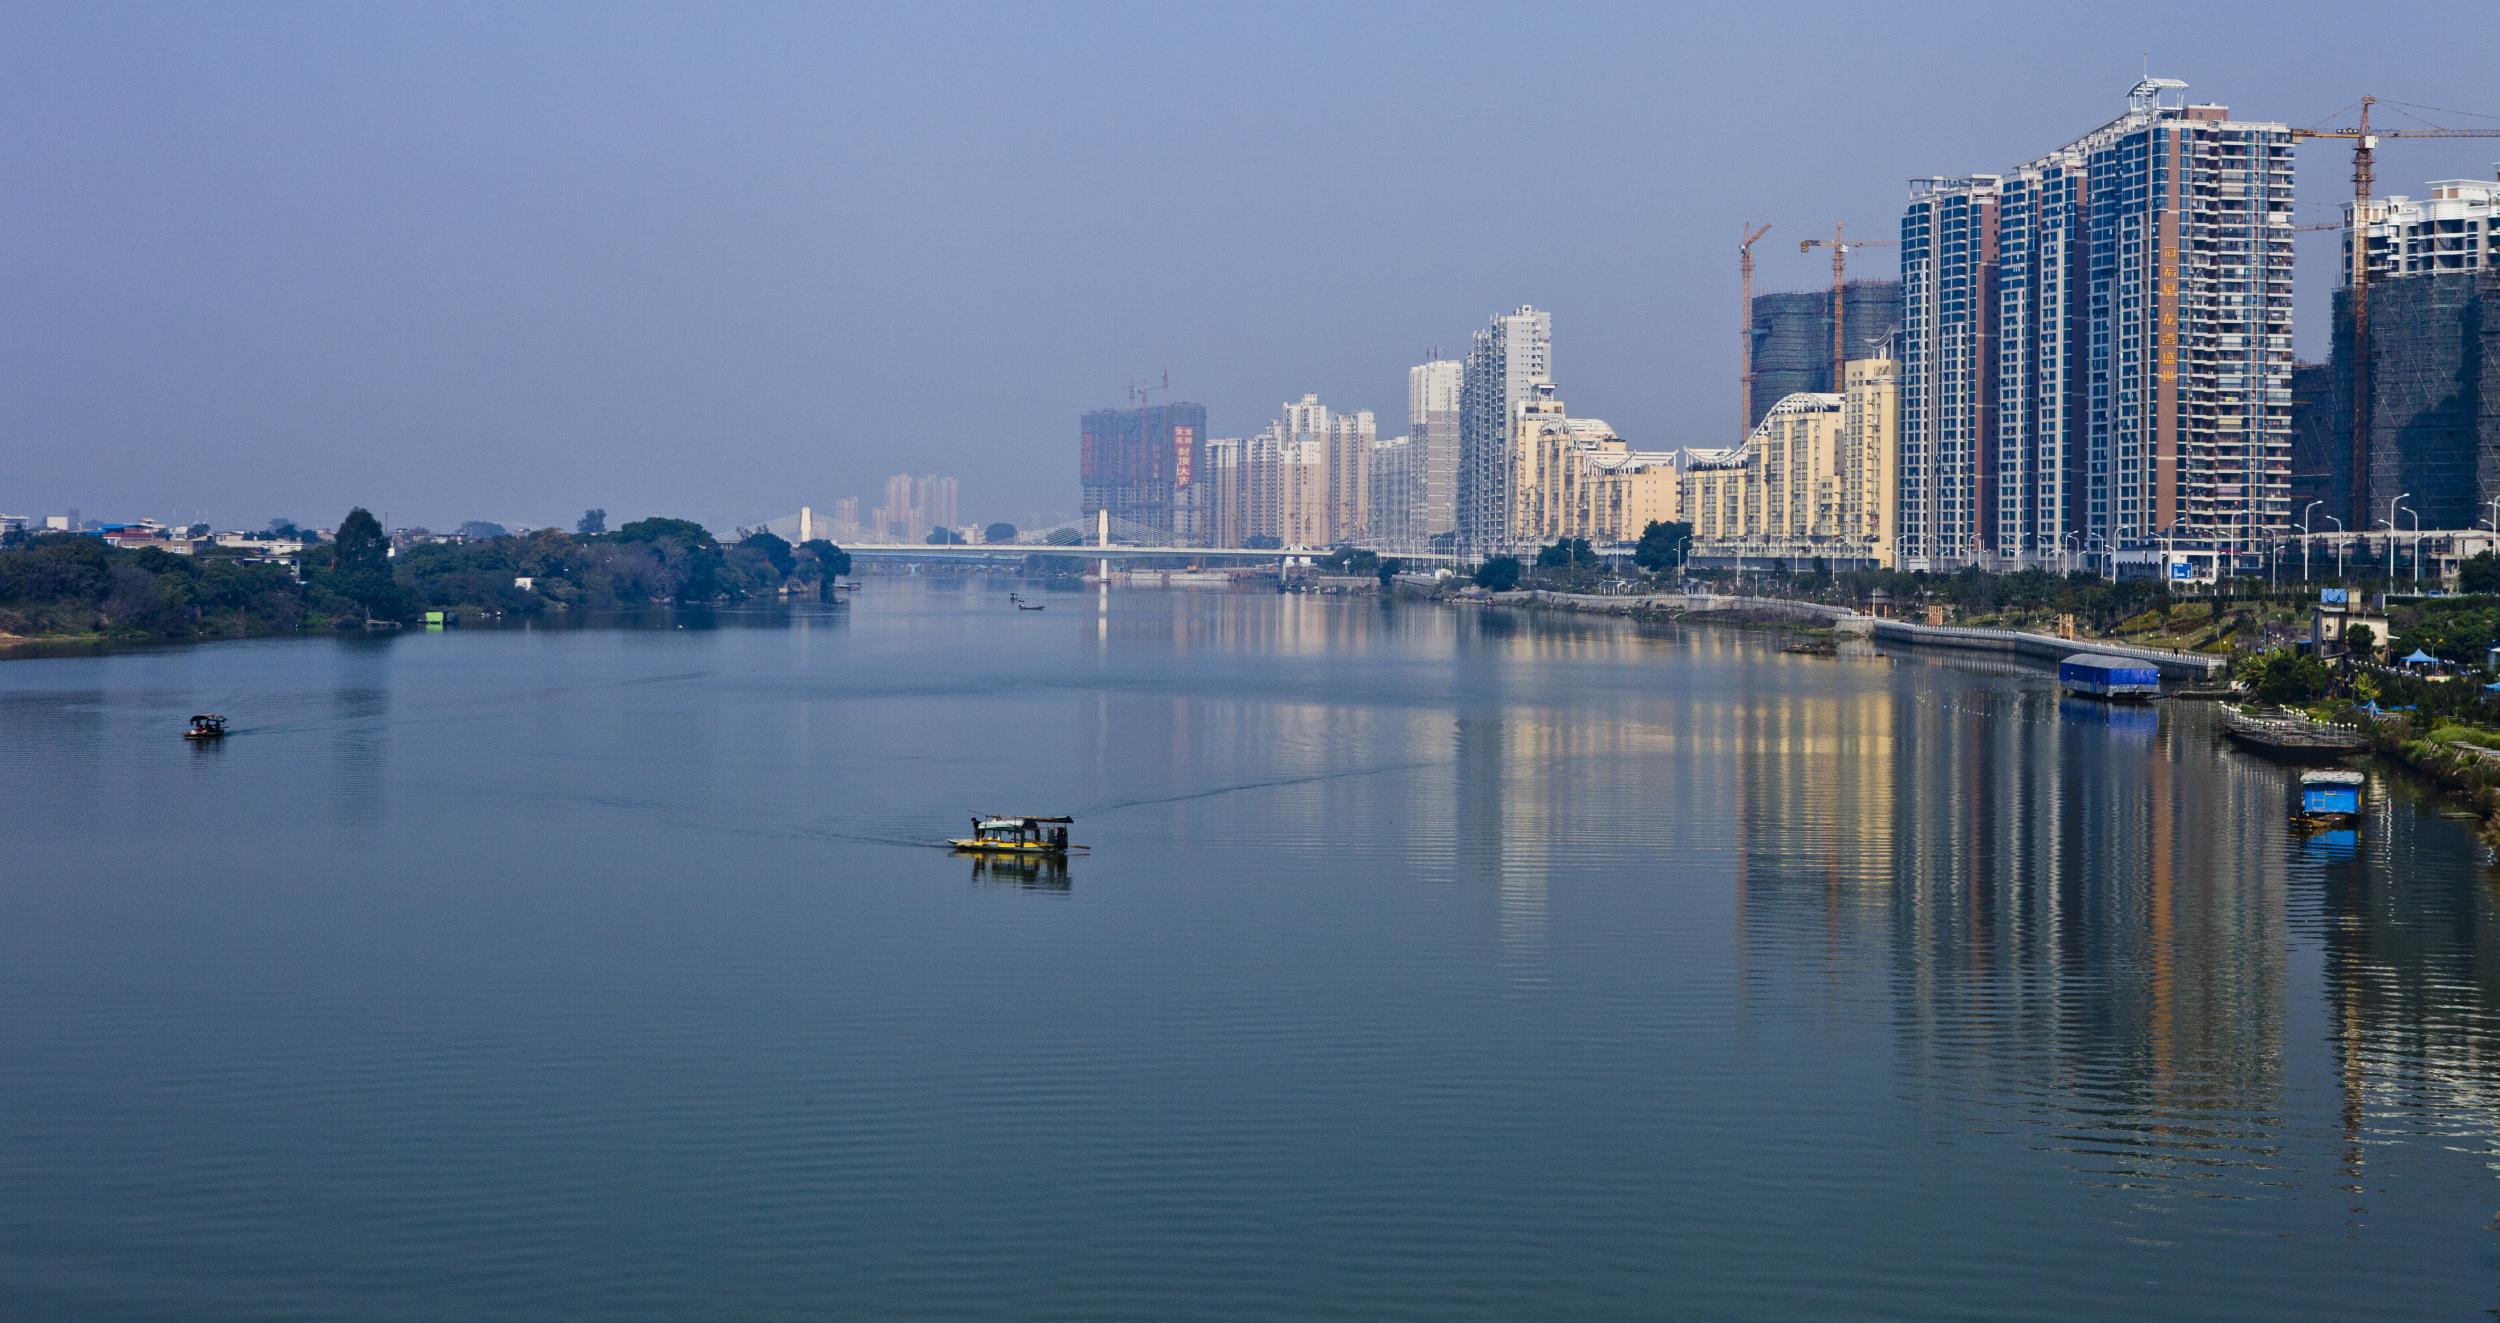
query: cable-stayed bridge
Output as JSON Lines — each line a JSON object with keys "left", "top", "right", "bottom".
{"left": 739, "top": 510, "right": 1460, "bottom": 564}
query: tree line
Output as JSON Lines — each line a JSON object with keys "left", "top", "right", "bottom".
{"left": 0, "top": 509, "right": 851, "bottom": 641}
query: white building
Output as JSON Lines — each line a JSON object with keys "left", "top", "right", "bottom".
{"left": 1368, "top": 435, "right": 1417, "bottom": 551}
{"left": 1409, "top": 358, "right": 1463, "bottom": 545}
{"left": 2351, "top": 172, "right": 2500, "bottom": 278}
{"left": 1458, "top": 306, "right": 1552, "bottom": 556}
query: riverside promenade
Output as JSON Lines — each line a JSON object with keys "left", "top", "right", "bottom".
{"left": 1459, "top": 587, "right": 2228, "bottom": 682}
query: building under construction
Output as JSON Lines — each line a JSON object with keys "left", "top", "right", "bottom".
{"left": 1747, "top": 281, "right": 1901, "bottom": 429}
{"left": 2295, "top": 175, "right": 2500, "bottom": 532}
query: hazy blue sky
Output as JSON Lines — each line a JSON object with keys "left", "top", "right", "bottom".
{"left": 6, "top": 2, "right": 2497, "bottom": 532}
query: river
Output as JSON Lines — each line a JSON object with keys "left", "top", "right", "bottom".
{"left": 4, "top": 581, "right": 2498, "bottom": 1318}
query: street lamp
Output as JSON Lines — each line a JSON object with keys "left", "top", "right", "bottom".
{"left": 2325, "top": 514, "right": 2345, "bottom": 581}
{"left": 2302, "top": 500, "right": 2322, "bottom": 584}
{"left": 2403, "top": 503, "right": 2422, "bottom": 585}
{"left": 2390, "top": 492, "right": 2411, "bottom": 581}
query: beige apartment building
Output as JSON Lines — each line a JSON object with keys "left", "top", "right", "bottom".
{"left": 1685, "top": 358, "right": 1899, "bottom": 567}
{"left": 1507, "top": 383, "right": 1683, "bottom": 548}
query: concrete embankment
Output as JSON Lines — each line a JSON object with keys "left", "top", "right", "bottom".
{"left": 1866, "top": 618, "right": 2225, "bottom": 680}
{"left": 1427, "top": 581, "right": 2225, "bottom": 679}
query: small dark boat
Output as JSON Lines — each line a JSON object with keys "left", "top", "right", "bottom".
{"left": 185, "top": 713, "right": 227, "bottom": 740}
{"left": 1009, "top": 592, "right": 1046, "bottom": 612}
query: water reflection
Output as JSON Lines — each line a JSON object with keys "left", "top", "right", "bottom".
{"left": 968, "top": 853, "right": 1071, "bottom": 892}
{"left": 1723, "top": 672, "right": 2305, "bottom": 1197}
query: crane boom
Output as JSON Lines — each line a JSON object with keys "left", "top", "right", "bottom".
{"left": 1798, "top": 223, "right": 1901, "bottom": 390}
{"left": 1739, "top": 223, "right": 1771, "bottom": 436}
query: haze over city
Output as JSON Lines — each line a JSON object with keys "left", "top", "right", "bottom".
{"left": 6, "top": 1, "right": 2496, "bottom": 530}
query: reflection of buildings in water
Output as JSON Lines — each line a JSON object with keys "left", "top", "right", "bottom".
{"left": 1738, "top": 676, "right": 2291, "bottom": 1190}
{"left": 968, "top": 853, "right": 1071, "bottom": 892}
{"left": 2306, "top": 793, "right": 2500, "bottom": 1202}
{"left": 1455, "top": 711, "right": 1543, "bottom": 981}
{"left": 1720, "top": 679, "right": 1899, "bottom": 992}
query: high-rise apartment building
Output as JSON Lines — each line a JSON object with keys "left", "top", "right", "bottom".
{"left": 1409, "top": 358, "right": 1463, "bottom": 542}
{"left": 869, "top": 474, "right": 959, "bottom": 541}
{"left": 1368, "top": 436, "right": 1418, "bottom": 551}
{"left": 1309, "top": 397, "right": 1377, "bottom": 544}
{"left": 1080, "top": 401, "right": 1210, "bottom": 541}
{"left": 1245, "top": 408, "right": 1328, "bottom": 548}
{"left": 1898, "top": 78, "right": 2295, "bottom": 572}
{"left": 1458, "top": 306, "right": 1552, "bottom": 555}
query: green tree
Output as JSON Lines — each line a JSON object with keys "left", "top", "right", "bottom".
{"left": 328, "top": 507, "right": 404, "bottom": 620}
{"left": 1376, "top": 557, "right": 1403, "bottom": 588}
{"left": 613, "top": 517, "right": 714, "bottom": 546}
{"left": 925, "top": 526, "right": 966, "bottom": 545}
{"left": 801, "top": 539, "right": 850, "bottom": 600}
{"left": 1473, "top": 556, "right": 1523, "bottom": 592}
{"left": 2461, "top": 551, "right": 2500, "bottom": 594}
{"left": 2346, "top": 622, "right": 2377, "bottom": 656}
{"left": 1635, "top": 520, "right": 1693, "bottom": 572}
{"left": 577, "top": 508, "right": 607, "bottom": 535}
{"left": 1245, "top": 534, "right": 1283, "bottom": 550}
{"left": 2236, "top": 649, "right": 2333, "bottom": 706}
{"left": 742, "top": 530, "right": 796, "bottom": 580}
{"left": 983, "top": 522, "right": 1018, "bottom": 543}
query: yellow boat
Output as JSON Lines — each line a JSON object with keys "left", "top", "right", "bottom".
{"left": 950, "top": 814, "right": 1084, "bottom": 854}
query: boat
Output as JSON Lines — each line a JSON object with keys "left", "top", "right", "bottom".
{"left": 184, "top": 713, "right": 227, "bottom": 739}
{"left": 949, "top": 814, "right": 1084, "bottom": 855}
{"left": 2220, "top": 704, "right": 2370, "bottom": 759}
{"left": 2295, "top": 769, "right": 2365, "bottom": 828}
{"left": 1008, "top": 592, "right": 1047, "bottom": 612}
{"left": 2058, "top": 652, "right": 2161, "bottom": 701}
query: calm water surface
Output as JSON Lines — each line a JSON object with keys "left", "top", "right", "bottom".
{"left": 6, "top": 582, "right": 2500, "bottom": 1319}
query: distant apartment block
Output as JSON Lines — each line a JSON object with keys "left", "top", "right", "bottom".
{"left": 1368, "top": 435, "right": 1419, "bottom": 551}
{"left": 1080, "top": 401, "right": 1210, "bottom": 542}
{"left": 1409, "top": 358, "right": 1463, "bottom": 543}
{"left": 1458, "top": 306, "right": 1552, "bottom": 555}
{"left": 872, "top": 474, "right": 958, "bottom": 542}
{"left": 1898, "top": 78, "right": 2295, "bottom": 572}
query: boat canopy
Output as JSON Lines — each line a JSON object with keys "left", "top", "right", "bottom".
{"left": 976, "top": 814, "right": 1073, "bottom": 825}
{"left": 2300, "top": 770, "right": 2365, "bottom": 786}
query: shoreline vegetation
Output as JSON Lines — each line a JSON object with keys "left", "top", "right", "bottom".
{"left": 0, "top": 508, "right": 852, "bottom": 651}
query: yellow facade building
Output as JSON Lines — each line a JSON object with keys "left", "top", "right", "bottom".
{"left": 1508, "top": 383, "right": 1683, "bottom": 549}
{"left": 1685, "top": 358, "right": 1899, "bottom": 567}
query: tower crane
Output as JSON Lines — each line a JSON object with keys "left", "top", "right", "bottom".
{"left": 1798, "top": 223, "right": 1900, "bottom": 390}
{"left": 2293, "top": 96, "right": 2500, "bottom": 526}
{"left": 1738, "top": 222, "right": 1771, "bottom": 436}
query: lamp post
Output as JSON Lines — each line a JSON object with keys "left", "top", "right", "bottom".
{"left": 2389, "top": 492, "right": 2411, "bottom": 581}
{"left": 2404, "top": 504, "right": 2422, "bottom": 585}
{"left": 2302, "top": 500, "right": 2321, "bottom": 584}
{"left": 2325, "top": 515, "right": 2345, "bottom": 581}
{"left": 2064, "top": 530, "right": 2081, "bottom": 576}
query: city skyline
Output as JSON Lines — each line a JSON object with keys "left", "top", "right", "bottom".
{"left": 6, "top": 5, "right": 2498, "bottom": 532}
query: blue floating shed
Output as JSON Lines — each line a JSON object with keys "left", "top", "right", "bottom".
{"left": 2299, "top": 770, "right": 2364, "bottom": 823}
{"left": 2059, "top": 653, "right": 2161, "bottom": 701}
